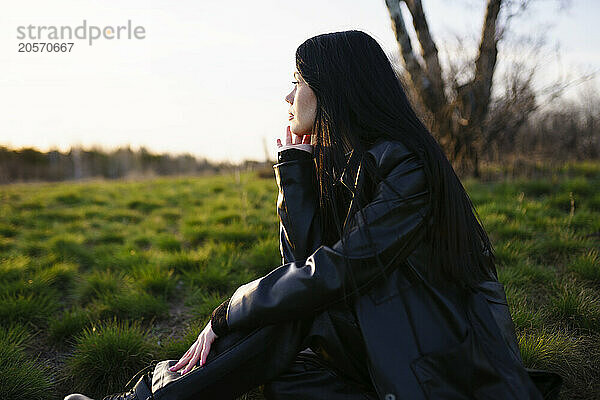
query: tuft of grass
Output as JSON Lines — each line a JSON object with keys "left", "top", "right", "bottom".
{"left": 492, "top": 240, "right": 529, "bottom": 267}
{"left": 0, "top": 222, "right": 18, "bottom": 238}
{"left": 183, "top": 224, "right": 258, "bottom": 246}
{"left": 91, "top": 246, "right": 149, "bottom": 272}
{"left": 185, "top": 290, "right": 227, "bottom": 320}
{"left": 73, "top": 269, "right": 132, "bottom": 305}
{"left": 104, "top": 208, "right": 142, "bottom": 224}
{"left": 131, "top": 263, "right": 176, "bottom": 298}
{"left": 157, "top": 208, "right": 181, "bottom": 222}
{"left": 85, "top": 230, "right": 125, "bottom": 246}
{"left": 154, "top": 233, "right": 182, "bottom": 252}
{"left": 569, "top": 250, "right": 600, "bottom": 282}
{"left": 0, "top": 236, "right": 14, "bottom": 251}
{"left": 546, "top": 281, "right": 600, "bottom": 332}
{"left": 519, "top": 180, "right": 554, "bottom": 197}
{"left": 54, "top": 192, "right": 84, "bottom": 205}
{"left": 529, "top": 229, "right": 590, "bottom": 265}
{"left": 182, "top": 262, "right": 233, "bottom": 294}
{"left": 0, "top": 326, "right": 54, "bottom": 400}
{"left": 35, "top": 262, "right": 77, "bottom": 292}
{"left": 568, "top": 210, "right": 600, "bottom": 235}
{"left": 63, "top": 319, "right": 156, "bottom": 399}
{"left": 211, "top": 210, "right": 242, "bottom": 225}
{"left": 48, "top": 309, "right": 92, "bottom": 345}
{"left": 518, "top": 328, "right": 580, "bottom": 370}
{"left": 127, "top": 199, "right": 163, "bottom": 213}
{"left": 497, "top": 262, "right": 554, "bottom": 288}
{"left": 560, "top": 177, "right": 596, "bottom": 197}
{"left": 0, "top": 292, "right": 59, "bottom": 326}
{"left": 94, "top": 289, "right": 169, "bottom": 321}
{"left": 0, "top": 255, "right": 30, "bottom": 282}
{"left": 131, "top": 234, "right": 152, "bottom": 249}
{"left": 158, "top": 250, "right": 201, "bottom": 274}
{"left": 49, "top": 233, "right": 94, "bottom": 268}
{"left": 241, "top": 236, "right": 281, "bottom": 275}
{"left": 504, "top": 284, "right": 547, "bottom": 331}
{"left": 589, "top": 192, "right": 600, "bottom": 211}
{"left": 0, "top": 323, "right": 30, "bottom": 348}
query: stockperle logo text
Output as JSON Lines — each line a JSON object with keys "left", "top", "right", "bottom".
{"left": 16, "top": 20, "right": 146, "bottom": 46}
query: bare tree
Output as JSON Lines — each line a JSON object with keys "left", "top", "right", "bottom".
{"left": 384, "top": 0, "right": 567, "bottom": 176}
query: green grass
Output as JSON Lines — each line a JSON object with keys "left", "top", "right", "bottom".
{"left": 63, "top": 319, "right": 156, "bottom": 399}
{"left": 0, "top": 165, "right": 598, "bottom": 399}
{"left": 0, "top": 324, "right": 54, "bottom": 400}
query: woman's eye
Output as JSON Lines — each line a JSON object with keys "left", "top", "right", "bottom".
{"left": 291, "top": 81, "right": 299, "bottom": 85}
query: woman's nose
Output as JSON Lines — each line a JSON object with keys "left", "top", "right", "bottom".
{"left": 285, "top": 89, "right": 294, "bottom": 104}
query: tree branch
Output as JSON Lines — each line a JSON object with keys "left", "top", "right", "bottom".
{"left": 404, "top": 0, "right": 447, "bottom": 110}
{"left": 384, "top": 0, "right": 432, "bottom": 107}
{"left": 472, "top": 0, "right": 502, "bottom": 121}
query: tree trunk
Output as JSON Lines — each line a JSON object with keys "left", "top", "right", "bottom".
{"left": 384, "top": 0, "right": 504, "bottom": 176}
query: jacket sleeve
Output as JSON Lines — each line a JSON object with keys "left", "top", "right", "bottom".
{"left": 210, "top": 147, "right": 319, "bottom": 337}
{"left": 273, "top": 150, "right": 322, "bottom": 264}
{"left": 225, "top": 151, "right": 430, "bottom": 332}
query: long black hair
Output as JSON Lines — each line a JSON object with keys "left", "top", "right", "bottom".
{"left": 295, "top": 30, "right": 496, "bottom": 293}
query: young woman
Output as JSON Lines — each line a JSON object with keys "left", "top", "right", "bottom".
{"left": 65, "top": 30, "right": 559, "bottom": 400}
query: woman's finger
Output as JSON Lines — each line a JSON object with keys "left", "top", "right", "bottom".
{"left": 169, "top": 342, "right": 196, "bottom": 372}
{"left": 285, "top": 126, "right": 292, "bottom": 145}
{"left": 200, "top": 338, "right": 212, "bottom": 367}
{"left": 302, "top": 134, "right": 311, "bottom": 144}
{"left": 277, "top": 138, "right": 282, "bottom": 147}
{"left": 200, "top": 341, "right": 210, "bottom": 366}
{"left": 182, "top": 336, "right": 204, "bottom": 374}
{"left": 173, "top": 344, "right": 193, "bottom": 367}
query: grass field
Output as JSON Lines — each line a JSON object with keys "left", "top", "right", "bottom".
{"left": 1, "top": 162, "right": 599, "bottom": 400}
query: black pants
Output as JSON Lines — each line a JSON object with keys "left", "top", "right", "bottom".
{"left": 150, "top": 301, "right": 379, "bottom": 400}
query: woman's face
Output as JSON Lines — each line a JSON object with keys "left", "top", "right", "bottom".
{"left": 285, "top": 71, "right": 317, "bottom": 136}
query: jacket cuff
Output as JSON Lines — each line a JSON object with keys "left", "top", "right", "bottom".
{"left": 210, "top": 297, "right": 231, "bottom": 337}
{"left": 277, "top": 147, "right": 313, "bottom": 163}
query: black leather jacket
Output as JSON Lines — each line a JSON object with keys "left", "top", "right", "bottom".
{"left": 217, "top": 138, "right": 545, "bottom": 399}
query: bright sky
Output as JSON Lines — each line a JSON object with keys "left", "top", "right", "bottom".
{"left": 1, "top": 0, "right": 598, "bottom": 163}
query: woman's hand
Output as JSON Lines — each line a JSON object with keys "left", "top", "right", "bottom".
{"left": 168, "top": 320, "right": 218, "bottom": 375}
{"left": 277, "top": 125, "right": 311, "bottom": 148}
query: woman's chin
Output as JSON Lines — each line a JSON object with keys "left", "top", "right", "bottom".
{"left": 290, "top": 124, "right": 310, "bottom": 137}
